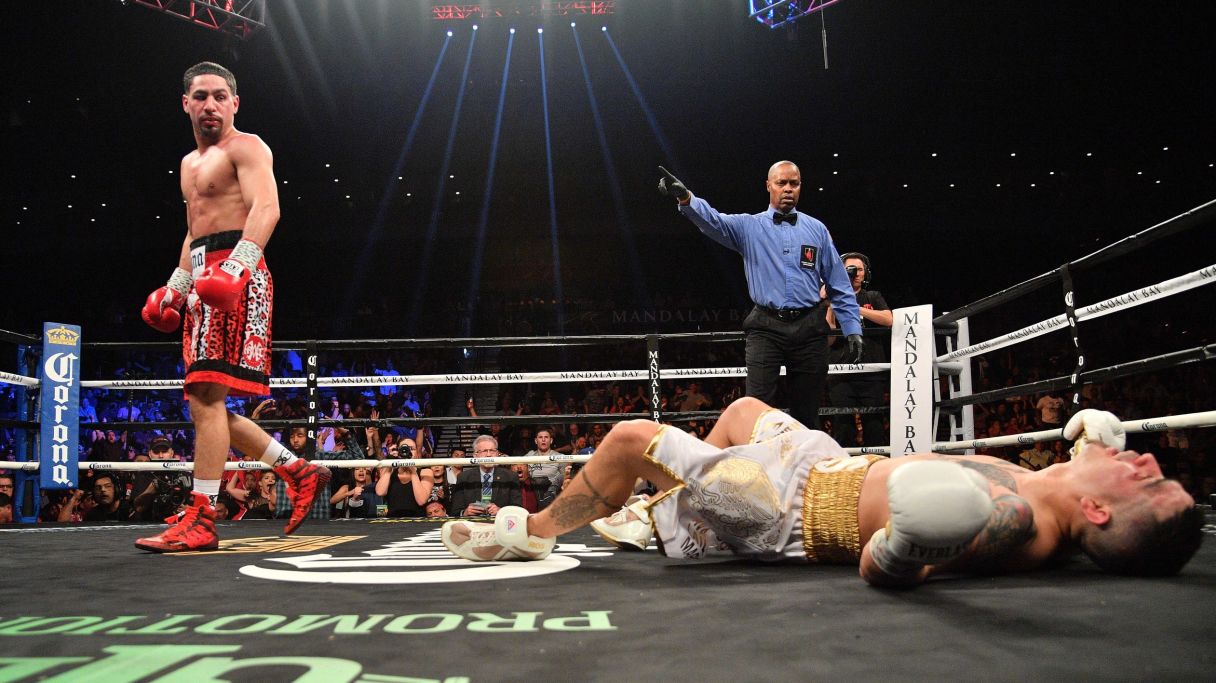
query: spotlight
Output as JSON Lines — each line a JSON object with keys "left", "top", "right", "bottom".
{"left": 538, "top": 28, "right": 543, "bottom": 33}
{"left": 447, "top": 30, "right": 453, "bottom": 37}
{"left": 601, "top": 26, "right": 607, "bottom": 32}
{"left": 571, "top": 22, "right": 576, "bottom": 27}
{"left": 473, "top": 24, "right": 478, "bottom": 31}
{"left": 510, "top": 27, "right": 516, "bottom": 34}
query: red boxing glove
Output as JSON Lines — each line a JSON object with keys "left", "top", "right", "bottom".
{"left": 194, "top": 239, "right": 262, "bottom": 311}
{"left": 141, "top": 268, "right": 192, "bottom": 333}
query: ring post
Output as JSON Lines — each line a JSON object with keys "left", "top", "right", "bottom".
{"left": 889, "top": 306, "right": 934, "bottom": 456}
{"left": 646, "top": 334, "right": 663, "bottom": 422}
{"left": 1059, "top": 263, "right": 1087, "bottom": 412}
{"left": 305, "top": 341, "right": 318, "bottom": 460}
{"left": 38, "top": 323, "right": 81, "bottom": 492}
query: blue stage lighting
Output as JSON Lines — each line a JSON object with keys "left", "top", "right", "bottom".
{"left": 446, "top": 30, "right": 453, "bottom": 37}
{"left": 572, "top": 26, "right": 651, "bottom": 307}
{"left": 409, "top": 30, "right": 479, "bottom": 328}
{"left": 465, "top": 30, "right": 516, "bottom": 333}
{"left": 537, "top": 31, "right": 566, "bottom": 333}
{"left": 336, "top": 36, "right": 452, "bottom": 333}
{"left": 601, "top": 26, "right": 607, "bottom": 32}
{"left": 473, "top": 24, "right": 478, "bottom": 31}
{"left": 571, "top": 22, "right": 576, "bottom": 27}
{"left": 538, "top": 27, "right": 543, "bottom": 33}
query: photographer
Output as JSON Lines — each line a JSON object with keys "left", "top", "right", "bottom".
{"left": 57, "top": 472, "right": 133, "bottom": 522}
{"left": 131, "top": 436, "right": 193, "bottom": 522}
{"left": 826, "top": 252, "right": 893, "bottom": 448}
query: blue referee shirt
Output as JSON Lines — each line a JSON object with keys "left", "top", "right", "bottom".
{"left": 679, "top": 195, "right": 863, "bottom": 337}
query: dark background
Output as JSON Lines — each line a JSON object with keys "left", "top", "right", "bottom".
{"left": 3, "top": 1, "right": 1214, "bottom": 346}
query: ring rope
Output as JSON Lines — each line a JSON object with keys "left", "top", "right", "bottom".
{"left": 7, "top": 410, "right": 1214, "bottom": 471}
{"left": 75, "top": 361, "right": 964, "bottom": 391}
{"left": 938, "top": 263, "right": 1216, "bottom": 362}
{"left": 0, "top": 453, "right": 593, "bottom": 472}
{"left": 0, "top": 370, "right": 39, "bottom": 387}
{"left": 935, "top": 197, "right": 1216, "bottom": 325}
{"left": 73, "top": 404, "right": 893, "bottom": 433}
{"left": 938, "top": 344, "right": 1214, "bottom": 410}
{"left": 843, "top": 409, "right": 1216, "bottom": 456}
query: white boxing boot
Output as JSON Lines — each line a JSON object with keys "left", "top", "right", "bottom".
{"left": 590, "top": 496, "right": 653, "bottom": 551}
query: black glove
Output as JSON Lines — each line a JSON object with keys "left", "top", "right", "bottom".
{"left": 657, "top": 166, "right": 690, "bottom": 202}
{"left": 846, "top": 334, "right": 864, "bottom": 364}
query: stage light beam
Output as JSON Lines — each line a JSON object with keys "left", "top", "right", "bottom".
{"left": 537, "top": 30, "right": 566, "bottom": 333}
{"left": 465, "top": 30, "right": 517, "bottom": 334}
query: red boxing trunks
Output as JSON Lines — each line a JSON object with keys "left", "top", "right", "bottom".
{"left": 182, "top": 230, "right": 273, "bottom": 397}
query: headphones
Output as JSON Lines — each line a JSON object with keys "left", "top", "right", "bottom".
{"left": 839, "top": 252, "right": 872, "bottom": 288}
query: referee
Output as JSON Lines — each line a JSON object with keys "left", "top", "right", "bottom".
{"left": 659, "top": 161, "right": 862, "bottom": 428}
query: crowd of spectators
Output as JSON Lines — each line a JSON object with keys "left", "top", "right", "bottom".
{"left": 2, "top": 320, "right": 1213, "bottom": 524}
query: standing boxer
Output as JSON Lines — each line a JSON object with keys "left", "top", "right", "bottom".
{"left": 136, "top": 62, "right": 328, "bottom": 552}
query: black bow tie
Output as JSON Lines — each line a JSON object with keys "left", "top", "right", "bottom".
{"left": 773, "top": 212, "right": 797, "bottom": 225}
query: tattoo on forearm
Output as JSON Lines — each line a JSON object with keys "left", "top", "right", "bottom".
{"left": 546, "top": 469, "right": 617, "bottom": 530}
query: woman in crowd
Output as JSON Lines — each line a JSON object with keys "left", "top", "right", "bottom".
{"left": 375, "top": 465, "right": 435, "bottom": 517}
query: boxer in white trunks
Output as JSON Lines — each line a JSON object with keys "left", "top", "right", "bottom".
{"left": 443, "top": 398, "right": 1202, "bottom": 587}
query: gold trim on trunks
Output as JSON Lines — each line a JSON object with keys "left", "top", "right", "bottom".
{"left": 802, "top": 454, "right": 885, "bottom": 563}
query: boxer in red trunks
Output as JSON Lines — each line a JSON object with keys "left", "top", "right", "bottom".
{"left": 136, "top": 62, "right": 329, "bottom": 552}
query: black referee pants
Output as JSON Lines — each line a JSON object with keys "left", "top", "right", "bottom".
{"left": 742, "top": 304, "right": 830, "bottom": 429}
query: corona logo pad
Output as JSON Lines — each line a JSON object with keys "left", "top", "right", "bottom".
{"left": 45, "top": 325, "right": 80, "bottom": 347}
{"left": 39, "top": 322, "right": 81, "bottom": 489}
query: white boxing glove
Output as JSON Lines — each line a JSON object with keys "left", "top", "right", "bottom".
{"left": 1062, "top": 409, "right": 1126, "bottom": 459}
{"left": 869, "top": 460, "right": 994, "bottom": 578}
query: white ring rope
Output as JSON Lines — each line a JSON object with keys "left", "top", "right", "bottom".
{"left": 939, "top": 264, "right": 1216, "bottom": 362}
{"left": 77, "top": 362, "right": 963, "bottom": 390}
{"left": 0, "top": 370, "right": 38, "bottom": 387}
{"left": 842, "top": 409, "right": 1216, "bottom": 456}
{"left": 0, "top": 453, "right": 593, "bottom": 472}
{"left": 5, "top": 411, "right": 1213, "bottom": 471}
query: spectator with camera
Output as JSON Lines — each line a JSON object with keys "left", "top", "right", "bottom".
{"left": 131, "top": 436, "right": 194, "bottom": 522}
{"left": 375, "top": 438, "right": 435, "bottom": 517}
{"left": 826, "top": 252, "right": 892, "bottom": 448}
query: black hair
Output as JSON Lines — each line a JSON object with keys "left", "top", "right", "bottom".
{"left": 1082, "top": 503, "right": 1204, "bottom": 576}
{"left": 183, "top": 61, "right": 237, "bottom": 96}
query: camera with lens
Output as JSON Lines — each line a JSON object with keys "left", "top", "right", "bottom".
{"left": 845, "top": 265, "right": 859, "bottom": 279}
{"left": 151, "top": 472, "right": 193, "bottom": 517}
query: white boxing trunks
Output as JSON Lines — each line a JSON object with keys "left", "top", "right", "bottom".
{"left": 641, "top": 409, "right": 848, "bottom": 561}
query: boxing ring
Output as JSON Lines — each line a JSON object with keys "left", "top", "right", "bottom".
{"left": 1, "top": 200, "right": 1215, "bottom": 681}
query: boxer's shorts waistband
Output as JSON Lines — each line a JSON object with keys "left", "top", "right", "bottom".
{"left": 190, "top": 230, "right": 243, "bottom": 253}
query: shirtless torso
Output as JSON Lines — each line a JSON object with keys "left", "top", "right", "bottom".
{"left": 177, "top": 72, "right": 277, "bottom": 257}
{"left": 860, "top": 454, "right": 1068, "bottom": 578}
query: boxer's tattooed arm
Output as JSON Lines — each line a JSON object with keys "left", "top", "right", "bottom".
{"left": 545, "top": 468, "right": 618, "bottom": 531}
{"left": 948, "top": 494, "right": 1037, "bottom": 572}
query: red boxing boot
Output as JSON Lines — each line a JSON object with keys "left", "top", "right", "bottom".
{"left": 275, "top": 459, "right": 332, "bottom": 535}
{"left": 135, "top": 492, "right": 219, "bottom": 553}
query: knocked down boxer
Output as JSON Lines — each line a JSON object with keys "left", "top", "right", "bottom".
{"left": 442, "top": 398, "right": 1203, "bottom": 587}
